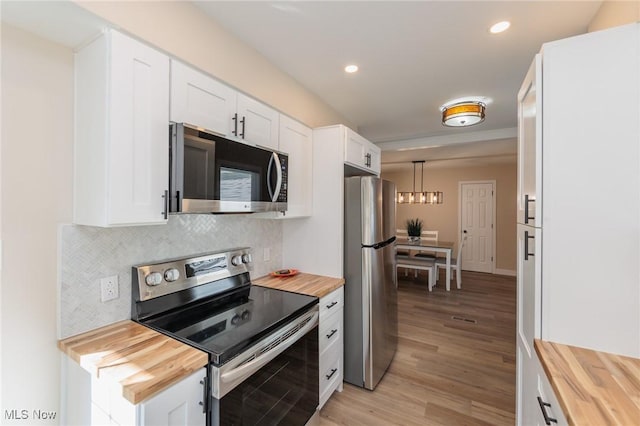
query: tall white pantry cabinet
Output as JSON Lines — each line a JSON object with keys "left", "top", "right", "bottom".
{"left": 516, "top": 23, "right": 639, "bottom": 425}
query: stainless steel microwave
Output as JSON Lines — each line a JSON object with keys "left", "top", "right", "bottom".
{"left": 169, "top": 123, "right": 288, "bottom": 214}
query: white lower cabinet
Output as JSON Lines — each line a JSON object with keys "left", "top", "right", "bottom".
{"left": 533, "top": 356, "right": 568, "bottom": 426}
{"left": 518, "top": 344, "right": 568, "bottom": 426}
{"left": 517, "top": 348, "right": 568, "bottom": 426}
{"left": 63, "top": 355, "right": 206, "bottom": 426}
{"left": 318, "top": 287, "right": 344, "bottom": 409}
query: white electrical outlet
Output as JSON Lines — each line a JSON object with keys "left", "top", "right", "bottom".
{"left": 263, "top": 247, "right": 271, "bottom": 262}
{"left": 100, "top": 275, "right": 119, "bottom": 302}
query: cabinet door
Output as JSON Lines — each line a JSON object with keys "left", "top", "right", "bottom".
{"left": 279, "top": 115, "right": 312, "bottom": 217}
{"left": 534, "top": 356, "right": 568, "bottom": 426}
{"left": 344, "top": 127, "right": 367, "bottom": 170}
{"left": 366, "top": 144, "right": 381, "bottom": 175}
{"left": 516, "top": 342, "right": 539, "bottom": 426}
{"left": 236, "top": 94, "right": 279, "bottom": 149}
{"left": 170, "top": 60, "right": 237, "bottom": 136}
{"left": 344, "top": 128, "right": 380, "bottom": 175}
{"left": 517, "top": 224, "right": 541, "bottom": 354}
{"left": 138, "top": 368, "right": 206, "bottom": 426}
{"left": 108, "top": 31, "right": 170, "bottom": 225}
{"left": 517, "top": 55, "right": 542, "bottom": 226}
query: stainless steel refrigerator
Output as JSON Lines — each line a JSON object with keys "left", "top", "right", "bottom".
{"left": 343, "top": 176, "right": 398, "bottom": 390}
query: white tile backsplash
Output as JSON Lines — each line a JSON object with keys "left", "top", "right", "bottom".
{"left": 59, "top": 215, "right": 282, "bottom": 338}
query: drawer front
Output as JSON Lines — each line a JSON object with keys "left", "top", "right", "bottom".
{"left": 320, "top": 287, "right": 344, "bottom": 319}
{"left": 536, "top": 358, "right": 568, "bottom": 426}
{"left": 319, "top": 309, "right": 342, "bottom": 354}
{"left": 319, "top": 349, "right": 342, "bottom": 406}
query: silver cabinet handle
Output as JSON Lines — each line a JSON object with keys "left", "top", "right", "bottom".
{"left": 199, "top": 378, "right": 208, "bottom": 414}
{"left": 525, "top": 194, "right": 536, "bottom": 224}
{"left": 162, "top": 190, "right": 169, "bottom": 219}
{"left": 325, "top": 368, "right": 338, "bottom": 380}
{"left": 232, "top": 113, "right": 238, "bottom": 136}
{"left": 537, "top": 397, "right": 558, "bottom": 425}
{"left": 524, "top": 230, "right": 535, "bottom": 260}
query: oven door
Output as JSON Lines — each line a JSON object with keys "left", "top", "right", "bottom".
{"left": 210, "top": 309, "right": 319, "bottom": 426}
{"left": 170, "top": 123, "right": 287, "bottom": 214}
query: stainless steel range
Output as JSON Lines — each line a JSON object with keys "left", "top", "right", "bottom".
{"left": 132, "top": 248, "right": 319, "bottom": 425}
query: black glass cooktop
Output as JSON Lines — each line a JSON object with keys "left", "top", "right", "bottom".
{"left": 143, "top": 285, "right": 317, "bottom": 365}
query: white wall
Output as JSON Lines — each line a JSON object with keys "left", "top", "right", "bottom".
{"left": 1, "top": 23, "right": 74, "bottom": 424}
{"left": 588, "top": 0, "right": 640, "bottom": 32}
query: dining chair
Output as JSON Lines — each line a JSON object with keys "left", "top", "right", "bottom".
{"left": 395, "top": 229, "right": 410, "bottom": 257}
{"left": 395, "top": 229, "right": 412, "bottom": 276}
{"left": 413, "top": 230, "right": 438, "bottom": 260}
{"left": 435, "top": 233, "right": 467, "bottom": 289}
{"left": 396, "top": 257, "right": 436, "bottom": 291}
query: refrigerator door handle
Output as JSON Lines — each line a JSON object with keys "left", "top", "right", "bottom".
{"left": 369, "top": 236, "right": 397, "bottom": 250}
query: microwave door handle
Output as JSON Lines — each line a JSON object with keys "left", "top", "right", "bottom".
{"left": 267, "top": 153, "right": 275, "bottom": 200}
{"left": 267, "top": 152, "right": 282, "bottom": 202}
{"left": 272, "top": 152, "right": 282, "bottom": 202}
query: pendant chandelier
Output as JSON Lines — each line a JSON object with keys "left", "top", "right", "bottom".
{"left": 396, "top": 161, "right": 443, "bottom": 204}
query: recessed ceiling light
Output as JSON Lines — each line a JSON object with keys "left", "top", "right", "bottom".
{"left": 345, "top": 65, "right": 359, "bottom": 73}
{"left": 489, "top": 21, "right": 511, "bottom": 34}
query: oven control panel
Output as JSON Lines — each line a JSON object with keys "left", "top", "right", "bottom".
{"left": 133, "top": 248, "right": 253, "bottom": 301}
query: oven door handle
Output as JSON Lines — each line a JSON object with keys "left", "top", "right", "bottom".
{"left": 220, "top": 311, "right": 318, "bottom": 384}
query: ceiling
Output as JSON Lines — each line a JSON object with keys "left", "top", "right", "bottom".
{"left": 194, "top": 1, "right": 602, "bottom": 169}
{"left": 2, "top": 1, "right": 603, "bottom": 170}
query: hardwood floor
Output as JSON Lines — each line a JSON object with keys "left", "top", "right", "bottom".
{"left": 319, "top": 271, "right": 516, "bottom": 426}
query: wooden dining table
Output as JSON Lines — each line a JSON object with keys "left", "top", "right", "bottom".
{"left": 395, "top": 237, "right": 455, "bottom": 291}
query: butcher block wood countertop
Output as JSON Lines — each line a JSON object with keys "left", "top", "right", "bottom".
{"left": 534, "top": 339, "right": 640, "bottom": 425}
{"left": 58, "top": 320, "right": 208, "bottom": 404}
{"left": 253, "top": 272, "right": 344, "bottom": 298}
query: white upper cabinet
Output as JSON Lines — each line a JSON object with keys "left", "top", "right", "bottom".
{"left": 170, "top": 60, "right": 236, "bottom": 136}
{"left": 517, "top": 55, "right": 542, "bottom": 227}
{"left": 344, "top": 127, "right": 381, "bottom": 175}
{"left": 74, "top": 29, "right": 170, "bottom": 227}
{"left": 170, "top": 61, "right": 279, "bottom": 148}
{"left": 237, "top": 93, "right": 280, "bottom": 150}
{"left": 279, "top": 115, "right": 313, "bottom": 218}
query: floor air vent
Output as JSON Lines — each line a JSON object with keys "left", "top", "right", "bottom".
{"left": 451, "top": 315, "right": 477, "bottom": 324}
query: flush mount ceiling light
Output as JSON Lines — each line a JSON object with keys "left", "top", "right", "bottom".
{"left": 440, "top": 100, "right": 486, "bottom": 127}
{"left": 489, "top": 21, "right": 511, "bottom": 34}
{"left": 344, "top": 64, "right": 359, "bottom": 73}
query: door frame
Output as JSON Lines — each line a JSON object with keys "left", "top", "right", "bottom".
{"left": 458, "top": 180, "right": 497, "bottom": 274}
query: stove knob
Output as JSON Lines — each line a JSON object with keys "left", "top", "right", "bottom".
{"left": 231, "top": 255, "right": 243, "bottom": 266}
{"left": 241, "top": 253, "right": 252, "bottom": 264}
{"left": 230, "top": 314, "right": 241, "bottom": 325}
{"left": 241, "top": 310, "right": 250, "bottom": 320}
{"left": 145, "top": 272, "right": 163, "bottom": 286}
{"left": 164, "top": 268, "right": 180, "bottom": 282}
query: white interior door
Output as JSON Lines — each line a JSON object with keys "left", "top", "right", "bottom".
{"left": 459, "top": 182, "right": 495, "bottom": 273}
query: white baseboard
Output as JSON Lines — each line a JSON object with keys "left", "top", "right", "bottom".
{"left": 494, "top": 268, "right": 516, "bottom": 277}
